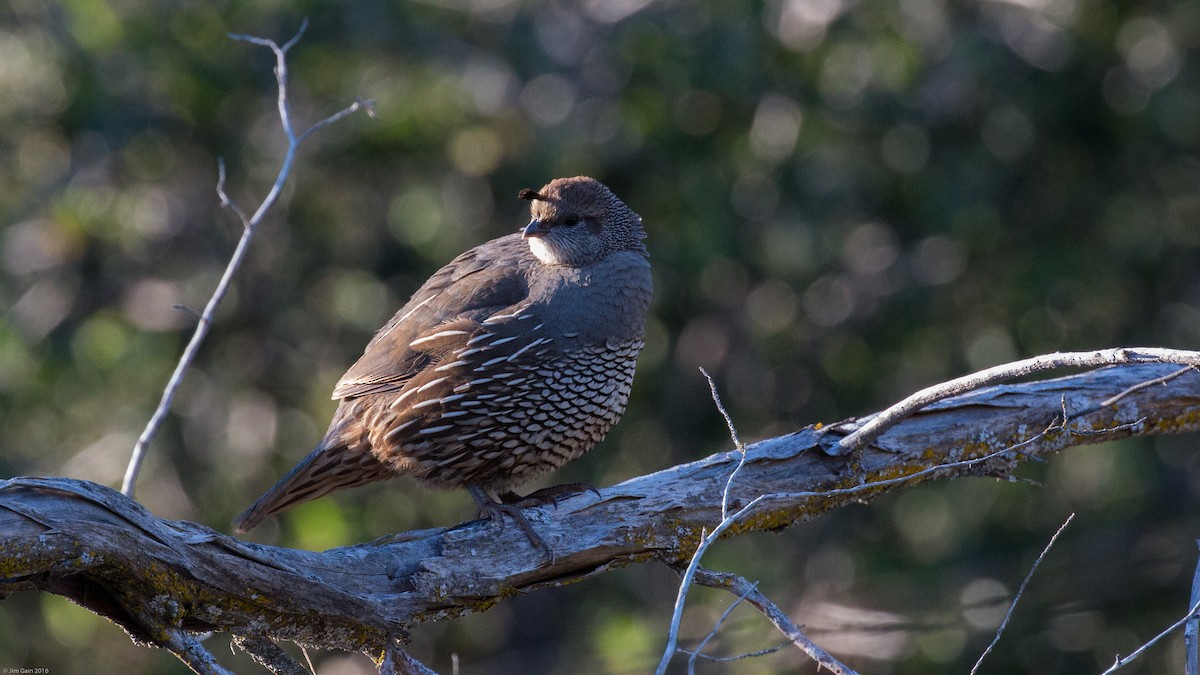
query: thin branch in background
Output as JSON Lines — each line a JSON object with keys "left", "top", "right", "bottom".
{"left": 1186, "top": 541, "right": 1200, "bottom": 675}
{"left": 121, "top": 21, "right": 370, "bottom": 497}
{"left": 1102, "top": 597, "right": 1200, "bottom": 674}
{"left": 686, "top": 578, "right": 758, "bottom": 674}
{"left": 679, "top": 642, "right": 790, "bottom": 664}
{"left": 970, "top": 512, "right": 1075, "bottom": 675}
{"left": 693, "top": 568, "right": 859, "bottom": 675}
{"left": 837, "top": 348, "right": 1200, "bottom": 455}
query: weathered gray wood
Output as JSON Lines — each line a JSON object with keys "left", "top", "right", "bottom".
{"left": 2, "top": 363, "right": 1198, "bottom": 658}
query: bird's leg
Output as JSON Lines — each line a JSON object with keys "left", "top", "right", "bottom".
{"left": 499, "top": 483, "right": 601, "bottom": 509}
{"left": 466, "top": 484, "right": 553, "bottom": 562}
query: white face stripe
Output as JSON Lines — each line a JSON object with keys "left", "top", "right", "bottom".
{"left": 526, "top": 236, "right": 562, "bottom": 265}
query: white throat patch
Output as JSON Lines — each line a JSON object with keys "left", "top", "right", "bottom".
{"left": 526, "top": 236, "right": 562, "bottom": 265}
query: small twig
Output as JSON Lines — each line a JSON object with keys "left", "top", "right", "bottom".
{"left": 298, "top": 96, "right": 376, "bottom": 144}
{"left": 686, "top": 578, "right": 758, "bottom": 673}
{"left": 1055, "top": 393, "right": 1147, "bottom": 437}
{"left": 1186, "top": 541, "right": 1200, "bottom": 675}
{"left": 837, "top": 348, "right": 1200, "bottom": 454}
{"left": 162, "top": 628, "right": 234, "bottom": 675}
{"left": 1065, "top": 416, "right": 1146, "bottom": 436}
{"left": 970, "top": 512, "right": 1075, "bottom": 675}
{"left": 1102, "top": 597, "right": 1200, "bottom": 674}
{"left": 679, "top": 642, "right": 790, "bottom": 663}
{"left": 215, "top": 158, "right": 250, "bottom": 229}
{"left": 699, "top": 367, "right": 746, "bottom": 519}
{"left": 172, "top": 304, "right": 204, "bottom": 320}
{"left": 700, "top": 367, "right": 743, "bottom": 451}
{"left": 693, "top": 568, "right": 859, "bottom": 675}
{"left": 121, "top": 21, "right": 369, "bottom": 497}
{"left": 1099, "top": 365, "right": 1198, "bottom": 408}
{"left": 232, "top": 635, "right": 309, "bottom": 675}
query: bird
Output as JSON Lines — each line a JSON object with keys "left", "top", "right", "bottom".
{"left": 233, "top": 176, "right": 652, "bottom": 552}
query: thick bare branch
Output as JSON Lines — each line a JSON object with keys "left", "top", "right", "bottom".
{"left": 3, "top": 361, "right": 1199, "bottom": 665}
{"left": 837, "top": 348, "right": 1200, "bottom": 454}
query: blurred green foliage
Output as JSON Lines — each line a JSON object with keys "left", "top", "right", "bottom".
{"left": 2, "top": 0, "right": 1200, "bottom": 672}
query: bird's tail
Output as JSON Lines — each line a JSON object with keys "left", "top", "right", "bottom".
{"left": 233, "top": 440, "right": 393, "bottom": 533}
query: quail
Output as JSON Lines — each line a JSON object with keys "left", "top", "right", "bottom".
{"left": 234, "top": 176, "right": 652, "bottom": 550}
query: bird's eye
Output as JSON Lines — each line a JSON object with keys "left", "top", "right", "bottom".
{"left": 562, "top": 216, "right": 580, "bottom": 227}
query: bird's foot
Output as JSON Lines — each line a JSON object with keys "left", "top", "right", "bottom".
{"left": 467, "top": 485, "right": 554, "bottom": 563}
{"left": 499, "top": 482, "right": 601, "bottom": 509}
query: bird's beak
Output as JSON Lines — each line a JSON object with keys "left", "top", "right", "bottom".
{"left": 522, "top": 219, "right": 547, "bottom": 239}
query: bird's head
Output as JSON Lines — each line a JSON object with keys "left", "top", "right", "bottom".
{"left": 518, "top": 176, "right": 646, "bottom": 267}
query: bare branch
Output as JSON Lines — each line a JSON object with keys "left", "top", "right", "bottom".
{"left": 693, "top": 568, "right": 859, "bottom": 675}
{"left": 657, "top": 493, "right": 769, "bottom": 675}
{"left": 1100, "top": 365, "right": 1198, "bottom": 408}
{"left": 172, "top": 303, "right": 205, "bottom": 320}
{"left": 5, "top": 361, "right": 1198, "bottom": 670}
{"left": 299, "top": 97, "right": 376, "bottom": 144}
{"left": 679, "top": 642, "right": 789, "bottom": 664}
{"left": 1102, "top": 597, "right": 1200, "bottom": 674}
{"left": 698, "top": 367, "right": 746, "bottom": 520}
{"left": 121, "top": 24, "right": 369, "bottom": 497}
{"left": 1186, "top": 541, "right": 1200, "bottom": 675}
{"left": 837, "top": 348, "right": 1200, "bottom": 454}
{"left": 970, "top": 513, "right": 1075, "bottom": 675}
{"left": 700, "top": 367, "right": 744, "bottom": 451}
{"left": 687, "top": 578, "right": 758, "bottom": 673}
{"left": 215, "top": 158, "right": 250, "bottom": 229}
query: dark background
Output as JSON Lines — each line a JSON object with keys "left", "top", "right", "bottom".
{"left": 2, "top": 0, "right": 1199, "bottom": 672}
